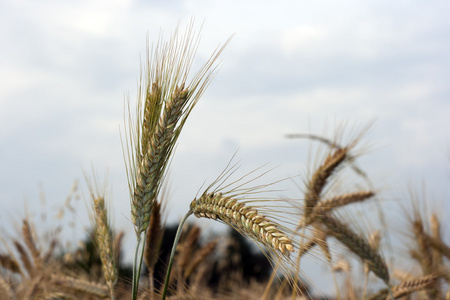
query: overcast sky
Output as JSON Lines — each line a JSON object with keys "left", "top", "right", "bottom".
{"left": 1, "top": 0, "right": 449, "bottom": 295}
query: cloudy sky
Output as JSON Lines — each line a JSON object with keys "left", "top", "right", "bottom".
{"left": 1, "top": 0, "right": 449, "bottom": 295}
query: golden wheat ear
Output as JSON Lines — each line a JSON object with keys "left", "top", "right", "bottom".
{"left": 190, "top": 193, "right": 295, "bottom": 257}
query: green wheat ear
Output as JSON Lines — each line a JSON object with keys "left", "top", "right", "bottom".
{"left": 123, "top": 23, "right": 230, "bottom": 237}
{"left": 122, "top": 21, "right": 230, "bottom": 300}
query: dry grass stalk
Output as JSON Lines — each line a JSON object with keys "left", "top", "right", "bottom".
{"left": 0, "top": 253, "right": 21, "bottom": 274}
{"left": 93, "top": 196, "right": 117, "bottom": 296}
{"left": 318, "top": 214, "right": 390, "bottom": 284}
{"left": 51, "top": 274, "right": 109, "bottom": 298}
{"left": 190, "top": 192, "right": 295, "bottom": 257}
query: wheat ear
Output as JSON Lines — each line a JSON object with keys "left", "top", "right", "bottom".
{"left": 368, "top": 274, "right": 439, "bottom": 300}
{"left": 124, "top": 25, "right": 229, "bottom": 236}
{"left": 425, "top": 234, "right": 450, "bottom": 259}
{"left": 190, "top": 192, "right": 295, "bottom": 257}
{"left": 144, "top": 201, "right": 163, "bottom": 271}
{"left": 93, "top": 196, "right": 117, "bottom": 299}
{"left": 22, "top": 220, "right": 43, "bottom": 272}
{"left": 124, "top": 24, "right": 229, "bottom": 300}
{"left": 302, "top": 147, "right": 349, "bottom": 227}
{"left": 0, "top": 254, "right": 21, "bottom": 274}
{"left": 143, "top": 201, "right": 164, "bottom": 299}
{"left": 13, "top": 240, "right": 33, "bottom": 276}
{"left": 319, "top": 213, "right": 390, "bottom": 284}
{"left": 51, "top": 275, "right": 109, "bottom": 298}
{"left": 184, "top": 239, "right": 218, "bottom": 279}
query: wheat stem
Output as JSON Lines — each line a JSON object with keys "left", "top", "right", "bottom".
{"left": 162, "top": 211, "right": 191, "bottom": 300}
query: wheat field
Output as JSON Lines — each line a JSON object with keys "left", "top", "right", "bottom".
{"left": 0, "top": 23, "right": 449, "bottom": 300}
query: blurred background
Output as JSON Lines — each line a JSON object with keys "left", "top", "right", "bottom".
{"left": 1, "top": 0, "right": 449, "bottom": 296}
